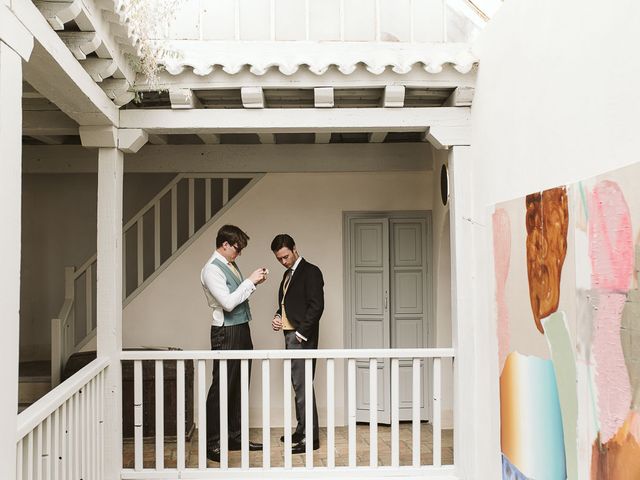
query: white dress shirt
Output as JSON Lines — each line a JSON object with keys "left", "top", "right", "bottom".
{"left": 201, "top": 251, "right": 256, "bottom": 326}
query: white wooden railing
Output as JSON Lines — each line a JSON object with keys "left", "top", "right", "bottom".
{"left": 16, "top": 358, "right": 109, "bottom": 480}
{"left": 51, "top": 174, "right": 262, "bottom": 387}
{"left": 120, "top": 348, "right": 455, "bottom": 479}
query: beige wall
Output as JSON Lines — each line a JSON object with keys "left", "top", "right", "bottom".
{"left": 20, "top": 173, "right": 174, "bottom": 361}
{"left": 122, "top": 171, "right": 443, "bottom": 426}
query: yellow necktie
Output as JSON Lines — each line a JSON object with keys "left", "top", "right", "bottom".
{"left": 228, "top": 262, "right": 241, "bottom": 281}
{"left": 282, "top": 270, "right": 294, "bottom": 330}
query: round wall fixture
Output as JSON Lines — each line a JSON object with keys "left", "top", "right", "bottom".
{"left": 440, "top": 164, "right": 449, "bottom": 206}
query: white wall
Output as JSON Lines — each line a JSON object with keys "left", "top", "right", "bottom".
{"left": 469, "top": 0, "right": 640, "bottom": 476}
{"left": 20, "top": 173, "right": 174, "bottom": 361}
{"left": 122, "top": 171, "right": 438, "bottom": 427}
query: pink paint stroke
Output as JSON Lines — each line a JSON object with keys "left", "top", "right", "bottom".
{"left": 592, "top": 293, "right": 633, "bottom": 442}
{"left": 589, "top": 180, "right": 633, "bottom": 291}
{"left": 588, "top": 180, "right": 633, "bottom": 443}
{"left": 493, "top": 208, "right": 511, "bottom": 373}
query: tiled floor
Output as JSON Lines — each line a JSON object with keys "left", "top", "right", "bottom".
{"left": 123, "top": 423, "right": 453, "bottom": 469}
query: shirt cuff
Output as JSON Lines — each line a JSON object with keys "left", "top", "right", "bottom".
{"left": 295, "top": 331, "right": 308, "bottom": 342}
{"left": 241, "top": 279, "right": 257, "bottom": 292}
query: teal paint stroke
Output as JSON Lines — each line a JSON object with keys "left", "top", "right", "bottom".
{"left": 543, "top": 312, "right": 578, "bottom": 480}
{"left": 578, "top": 181, "right": 589, "bottom": 221}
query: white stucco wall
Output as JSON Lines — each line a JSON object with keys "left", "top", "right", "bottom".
{"left": 122, "top": 171, "right": 449, "bottom": 427}
{"left": 469, "top": 0, "right": 640, "bottom": 476}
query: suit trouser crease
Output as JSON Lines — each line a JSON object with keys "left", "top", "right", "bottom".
{"left": 285, "top": 330, "right": 319, "bottom": 440}
{"left": 206, "top": 323, "right": 253, "bottom": 447}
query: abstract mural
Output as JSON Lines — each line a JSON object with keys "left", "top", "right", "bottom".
{"left": 493, "top": 164, "right": 640, "bottom": 480}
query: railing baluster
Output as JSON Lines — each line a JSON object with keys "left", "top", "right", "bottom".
{"left": 283, "top": 359, "right": 292, "bottom": 468}
{"left": 412, "top": 357, "right": 421, "bottom": 467}
{"left": 305, "top": 358, "right": 313, "bottom": 467}
{"left": 36, "top": 423, "right": 42, "bottom": 480}
{"left": 74, "top": 393, "right": 80, "bottom": 480}
{"left": 155, "top": 360, "right": 165, "bottom": 470}
{"left": 85, "top": 267, "right": 92, "bottom": 339}
{"left": 81, "top": 385, "right": 87, "bottom": 480}
{"left": 222, "top": 178, "right": 229, "bottom": 206}
{"left": 220, "top": 360, "right": 229, "bottom": 469}
{"left": 154, "top": 202, "right": 161, "bottom": 270}
{"left": 326, "top": 358, "right": 335, "bottom": 468}
{"left": 188, "top": 178, "right": 195, "bottom": 237}
{"left": 17, "top": 438, "right": 23, "bottom": 480}
{"left": 171, "top": 185, "right": 177, "bottom": 254}
{"left": 262, "top": 359, "right": 270, "bottom": 469}
{"left": 205, "top": 179, "right": 212, "bottom": 221}
{"left": 136, "top": 220, "right": 144, "bottom": 287}
{"left": 91, "top": 377, "right": 97, "bottom": 480}
{"left": 241, "top": 359, "right": 249, "bottom": 469}
{"left": 369, "top": 358, "right": 377, "bottom": 467}
{"left": 99, "top": 371, "right": 104, "bottom": 480}
{"left": 26, "top": 431, "right": 33, "bottom": 480}
{"left": 176, "top": 360, "right": 186, "bottom": 472}
{"left": 62, "top": 400, "right": 69, "bottom": 480}
{"left": 348, "top": 358, "right": 356, "bottom": 467}
{"left": 433, "top": 357, "right": 442, "bottom": 467}
{"left": 134, "top": 360, "right": 143, "bottom": 471}
{"left": 122, "top": 231, "right": 127, "bottom": 300}
{"left": 197, "top": 360, "right": 207, "bottom": 470}
{"left": 391, "top": 358, "right": 400, "bottom": 467}
{"left": 53, "top": 409, "right": 60, "bottom": 480}
{"left": 44, "top": 416, "right": 51, "bottom": 480}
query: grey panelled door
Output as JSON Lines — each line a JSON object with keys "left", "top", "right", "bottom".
{"left": 348, "top": 214, "right": 430, "bottom": 424}
{"left": 391, "top": 218, "right": 429, "bottom": 421}
{"left": 350, "top": 218, "right": 391, "bottom": 423}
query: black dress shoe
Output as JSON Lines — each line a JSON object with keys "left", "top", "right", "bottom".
{"left": 207, "top": 446, "right": 220, "bottom": 462}
{"left": 280, "top": 432, "right": 304, "bottom": 443}
{"left": 291, "top": 438, "right": 320, "bottom": 454}
{"left": 228, "top": 440, "right": 263, "bottom": 451}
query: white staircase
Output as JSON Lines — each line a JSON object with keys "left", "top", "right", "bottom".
{"left": 50, "top": 173, "right": 262, "bottom": 386}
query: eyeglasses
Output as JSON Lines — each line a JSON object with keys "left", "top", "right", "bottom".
{"left": 230, "top": 243, "right": 243, "bottom": 253}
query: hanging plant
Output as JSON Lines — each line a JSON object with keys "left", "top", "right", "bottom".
{"left": 118, "top": 0, "right": 184, "bottom": 88}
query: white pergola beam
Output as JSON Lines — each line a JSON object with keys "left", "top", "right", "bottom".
{"left": 314, "top": 87, "right": 334, "bottom": 108}
{"left": 423, "top": 125, "right": 471, "bottom": 149}
{"left": 198, "top": 134, "right": 220, "bottom": 144}
{"left": 33, "top": 0, "right": 82, "bottom": 30}
{"left": 23, "top": 110, "right": 78, "bottom": 136}
{"left": 23, "top": 143, "right": 433, "bottom": 173}
{"left": 368, "top": 132, "right": 388, "bottom": 143}
{"left": 30, "top": 135, "right": 64, "bottom": 144}
{"left": 258, "top": 133, "right": 276, "bottom": 144}
{"left": 57, "top": 31, "right": 100, "bottom": 60}
{"left": 383, "top": 85, "right": 405, "bottom": 107}
{"left": 13, "top": 0, "right": 118, "bottom": 125}
{"left": 314, "top": 132, "right": 331, "bottom": 143}
{"left": 81, "top": 57, "right": 117, "bottom": 82}
{"left": 444, "top": 86, "right": 475, "bottom": 107}
{"left": 100, "top": 78, "right": 134, "bottom": 106}
{"left": 120, "top": 107, "right": 471, "bottom": 136}
{"left": 79, "top": 125, "right": 117, "bottom": 147}
{"left": 169, "top": 88, "right": 202, "bottom": 109}
{"left": 147, "top": 134, "right": 169, "bottom": 145}
{"left": 117, "top": 128, "right": 148, "bottom": 153}
{"left": 241, "top": 86, "right": 265, "bottom": 108}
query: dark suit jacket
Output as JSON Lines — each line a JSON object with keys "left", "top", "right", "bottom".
{"left": 275, "top": 258, "right": 324, "bottom": 342}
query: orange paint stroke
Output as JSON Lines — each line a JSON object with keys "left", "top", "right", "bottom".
{"left": 526, "top": 187, "right": 569, "bottom": 333}
{"left": 591, "top": 411, "right": 640, "bottom": 480}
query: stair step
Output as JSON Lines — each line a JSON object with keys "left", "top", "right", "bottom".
{"left": 18, "top": 377, "right": 51, "bottom": 405}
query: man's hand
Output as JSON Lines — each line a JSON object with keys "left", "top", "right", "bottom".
{"left": 272, "top": 314, "right": 283, "bottom": 331}
{"left": 249, "top": 268, "right": 268, "bottom": 285}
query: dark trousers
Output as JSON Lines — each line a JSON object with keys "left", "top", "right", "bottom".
{"left": 206, "top": 322, "right": 253, "bottom": 447}
{"left": 284, "top": 330, "right": 319, "bottom": 440}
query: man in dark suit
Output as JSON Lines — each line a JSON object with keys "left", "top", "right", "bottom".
{"left": 271, "top": 234, "right": 324, "bottom": 453}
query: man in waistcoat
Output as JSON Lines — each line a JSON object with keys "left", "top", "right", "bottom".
{"left": 271, "top": 234, "right": 324, "bottom": 453}
{"left": 201, "top": 224, "right": 268, "bottom": 462}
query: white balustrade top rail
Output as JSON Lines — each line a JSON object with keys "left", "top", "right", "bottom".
{"left": 17, "top": 357, "right": 109, "bottom": 441}
{"left": 121, "top": 348, "right": 455, "bottom": 361}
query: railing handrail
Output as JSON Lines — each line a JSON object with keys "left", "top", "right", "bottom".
{"left": 123, "top": 173, "right": 184, "bottom": 232}
{"left": 74, "top": 254, "right": 97, "bottom": 281}
{"left": 17, "top": 357, "right": 109, "bottom": 440}
{"left": 121, "top": 347, "right": 455, "bottom": 361}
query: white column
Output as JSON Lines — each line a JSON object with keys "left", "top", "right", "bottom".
{"left": 0, "top": 7, "right": 33, "bottom": 479}
{"left": 448, "top": 146, "right": 501, "bottom": 478}
{"left": 97, "top": 146, "right": 124, "bottom": 480}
